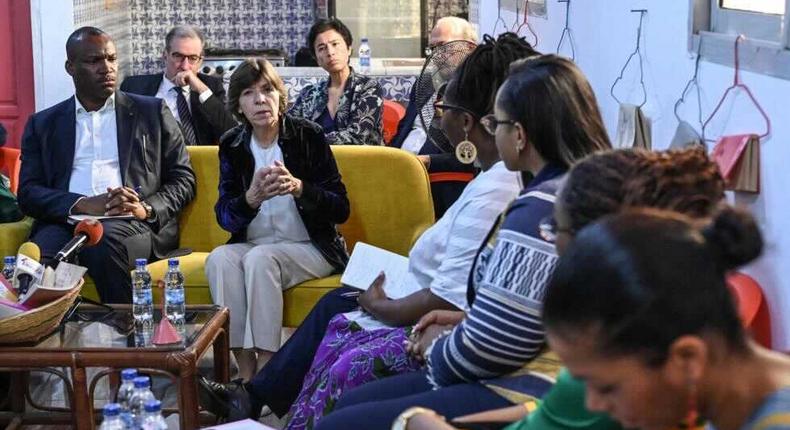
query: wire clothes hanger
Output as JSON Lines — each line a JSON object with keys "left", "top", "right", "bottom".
{"left": 610, "top": 9, "right": 648, "bottom": 107}
{"left": 556, "top": 0, "right": 576, "bottom": 60}
{"left": 514, "top": 0, "right": 539, "bottom": 46}
{"left": 673, "top": 39, "right": 704, "bottom": 135}
{"left": 701, "top": 34, "right": 771, "bottom": 141}
{"left": 493, "top": 0, "right": 508, "bottom": 35}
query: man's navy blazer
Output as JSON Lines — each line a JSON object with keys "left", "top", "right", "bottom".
{"left": 18, "top": 91, "right": 197, "bottom": 258}
{"left": 120, "top": 73, "right": 237, "bottom": 145}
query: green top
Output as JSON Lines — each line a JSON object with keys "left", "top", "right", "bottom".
{"left": 504, "top": 369, "right": 622, "bottom": 430}
{"left": 0, "top": 177, "right": 22, "bottom": 223}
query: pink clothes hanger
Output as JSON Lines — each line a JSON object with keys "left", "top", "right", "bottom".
{"left": 702, "top": 35, "right": 771, "bottom": 141}
{"left": 514, "top": 0, "right": 539, "bottom": 47}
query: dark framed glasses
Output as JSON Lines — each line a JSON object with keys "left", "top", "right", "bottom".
{"left": 170, "top": 51, "right": 203, "bottom": 64}
{"left": 433, "top": 101, "right": 478, "bottom": 118}
{"left": 480, "top": 114, "right": 518, "bottom": 135}
{"left": 538, "top": 215, "right": 573, "bottom": 243}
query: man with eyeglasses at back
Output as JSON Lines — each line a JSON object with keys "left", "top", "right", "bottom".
{"left": 121, "top": 25, "right": 237, "bottom": 145}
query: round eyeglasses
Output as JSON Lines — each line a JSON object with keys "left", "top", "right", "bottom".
{"left": 480, "top": 114, "right": 518, "bottom": 135}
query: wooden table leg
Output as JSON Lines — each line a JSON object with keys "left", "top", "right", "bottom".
{"left": 71, "top": 365, "right": 93, "bottom": 430}
{"left": 214, "top": 319, "right": 230, "bottom": 383}
{"left": 179, "top": 366, "right": 199, "bottom": 430}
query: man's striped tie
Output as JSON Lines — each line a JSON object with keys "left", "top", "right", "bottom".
{"left": 172, "top": 87, "right": 197, "bottom": 145}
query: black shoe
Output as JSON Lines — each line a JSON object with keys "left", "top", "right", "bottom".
{"left": 198, "top": 376, "right": 253, "bottom": 422}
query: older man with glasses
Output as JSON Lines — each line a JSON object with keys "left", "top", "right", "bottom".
{"left": 121, "top": 25, "right": 237, "bottom": 145}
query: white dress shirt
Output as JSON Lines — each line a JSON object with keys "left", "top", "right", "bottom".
{"left": 155, "top": 73, "right": 213, "bottom": 124}
{"left": 68, "top": 94, "right": 122, "bottom": 197}
{"left": 245, "top": 135, "right": 311, "bottom": 245}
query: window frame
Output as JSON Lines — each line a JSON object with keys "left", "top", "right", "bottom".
{"left": 690, "top": 0, "right": 790, "bottom": 81}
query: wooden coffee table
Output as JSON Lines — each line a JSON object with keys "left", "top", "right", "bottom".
{"left": 0, "top": 303, "right": 229, "bottom": 429}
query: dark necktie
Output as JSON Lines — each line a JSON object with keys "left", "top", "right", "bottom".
{"left": 172, "top": 87, "right": 197, "bottom": 145}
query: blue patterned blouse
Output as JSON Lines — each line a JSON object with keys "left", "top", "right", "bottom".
{"left": 288, "top": 69, "right": 384, "bottom": 145}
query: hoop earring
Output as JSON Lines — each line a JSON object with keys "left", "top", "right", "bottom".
{"left": 455, "top": 130, "right": 477, "bottom": 165}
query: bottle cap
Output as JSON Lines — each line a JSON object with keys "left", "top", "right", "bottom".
{"left": 168, "top": 258, "right": 179, "bottom": 267}
{"left": 144, "top": 399, "right": 162, "bottom": 413}
{"left": 4, "top": 256, "right": 15, "bottom": 264}
{"left": 135, "top": 258, "right": 148, "bottom": 266}
{"left": 361, "top": 37, "right": 369, "bottom": 42}
{"left": 103, "top": 403, "right": 121, "bottom": 416}
{"left": 133, "top": 376, "right": 150, "bottom": 388}
{"left": 121, "top": 368, "right": 137, "bottom": 380}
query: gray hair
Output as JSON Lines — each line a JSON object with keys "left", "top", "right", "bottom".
{"left": 164, "top": 25, "right": 205, "bottom": 53}
{"left": 435, "top": 17, "right": 478, "bottom": 43}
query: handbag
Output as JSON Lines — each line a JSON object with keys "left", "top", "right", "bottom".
{"left": 711, "top": 134, "right": 760, "bottom": 193}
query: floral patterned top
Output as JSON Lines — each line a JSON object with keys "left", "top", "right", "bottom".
{"left": 288, "top": 69, "right": 384, "bottom": 145}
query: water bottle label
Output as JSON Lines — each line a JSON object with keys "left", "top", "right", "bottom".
{"left": 166, "top": 288, "right": 185, "bottom": 305}
{"left": 133, "top": 290, "right": 152, "bottom": 305}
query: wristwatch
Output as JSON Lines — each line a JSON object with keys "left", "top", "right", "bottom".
{"left": 392, "top": 406, "right": 434, "bottom": 430}
{"left": 140, "top": 201, "right": 154, "bottom": 221}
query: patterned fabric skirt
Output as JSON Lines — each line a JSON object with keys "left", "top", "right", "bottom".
{"left": 285, "top": 314, "right": 421, "bottom": 430}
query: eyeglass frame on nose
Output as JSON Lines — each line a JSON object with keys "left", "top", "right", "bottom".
{"left": 432, "top": 101, "right": 479, "bottom": 119}
{"left": 480, "top": 114, "right": 518, "bottom": 135}
{"left": 169, "top": 51, "right": 203, "bottom": 65}
{"left": 538, "top": 215, "right": 574, "bottom": 244}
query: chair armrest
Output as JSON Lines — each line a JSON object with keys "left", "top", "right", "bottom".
{"left": 0, "top": 217, "right": 33, "bottom": 258}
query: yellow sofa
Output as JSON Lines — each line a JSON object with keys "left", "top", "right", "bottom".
{"left": 2, "top": 145, "right": 435, "bottom": 327}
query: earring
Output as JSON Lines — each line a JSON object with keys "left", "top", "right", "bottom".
{"left": 680, "top": 379, "right": 701, "bottom": 429}
{"left": 455, "top": 130, "right": 477, "bottom": 165}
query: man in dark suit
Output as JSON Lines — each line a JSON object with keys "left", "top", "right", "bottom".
{"left": 120, "top": 25, "right": 236, "bottom": 146}
{"left": 18, "top": 27, "right": 196, "bottom": 303}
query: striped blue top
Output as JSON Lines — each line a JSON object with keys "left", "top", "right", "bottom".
{"left": 426, "top": 164, "right": 565, "bottom": 387}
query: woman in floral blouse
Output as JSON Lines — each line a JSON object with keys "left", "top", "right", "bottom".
{"left": 289, "top": 18, "right": 384, "bottom": 145}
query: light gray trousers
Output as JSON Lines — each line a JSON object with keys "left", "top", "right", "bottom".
{"left": 205, "top": 242, "right": 333, "bottom": 351}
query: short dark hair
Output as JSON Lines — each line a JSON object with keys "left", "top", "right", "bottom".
{"left": 307, "top": 18, "right": 353, "bottom": 58}
{"left": 66, "top": 26, "right": 109, "bottom": 61}
{"left": 227, "top": 58, "right": 288, "bottom": 125}
{"left": 164, "top": 25, "right": 205, "bottom": 54}
{"left": 560, "top": 147, "right": 725, "bottom": 233}
{"left": 444, "top": 33, "right": 538, "bottom": 118}
{"left": 497, "top": 55, "right": 611, "bottom": 168}
{"left": 544, "top": 207, "right": 761, "bottom": 366}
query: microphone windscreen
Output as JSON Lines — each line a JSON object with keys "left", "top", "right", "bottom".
{"left": 18, "top": 242, "right": 41, "bottom": 262}
{"left": 74, "top": 219, "right": 104, "bottom": 246}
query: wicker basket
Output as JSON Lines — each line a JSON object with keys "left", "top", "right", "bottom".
{"left": 0, "top": 280, "right": 83, "bottom": 345}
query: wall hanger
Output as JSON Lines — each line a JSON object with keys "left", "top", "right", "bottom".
{"left": 514, "top": 0, "right": 539, "bottom": 47}
{"left": 493, "top": 0, "right": 508, "bottom": 35}
{"left": 556, "top": 0, "right": 576, "bottom": 60}
{"left": 610, "top": 9, "right": 648, "bottom": 107}
{"left": 673, "top": 39, "right": 704, "bottom": 135}
{"left": 702, "top": 35, "right": 771, "bottom": 140}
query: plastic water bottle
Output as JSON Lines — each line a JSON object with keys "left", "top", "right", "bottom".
{"left": 141, "top": 399, "right": 168, "bottom": 430}
{"left": 164, "top": 258, "right": 185, "bottom": 329}
{"left": 98, "top": 403, "right": 126, "bottom": 430}
{"left": 2, "top": 256, "right": 15, "bottom": 281}
{"left": 129, "top": 376, "right": 156, "bottom": 428}
{"left": 358, "top": 37, "right": 372, "bottom": 74}
{"left": 132, "top": 259, "right": 154, "bottom": 329}
{"left": 116, "top": 368, "right": 137, "bottom": 410}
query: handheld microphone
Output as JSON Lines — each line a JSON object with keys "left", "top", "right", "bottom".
{"left": 15, "top": 242, "right": 42, "bottom": 296}
{"left": 54, "top": 219, "right": 104, "bottom": 265}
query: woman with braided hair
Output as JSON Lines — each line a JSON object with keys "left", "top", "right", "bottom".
{"left": 270, "top": 33, "right": 543, "bottom": 430}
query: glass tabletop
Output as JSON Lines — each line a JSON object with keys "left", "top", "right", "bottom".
{"left": 31, "top": 304, "right": 221, "bottom": 351}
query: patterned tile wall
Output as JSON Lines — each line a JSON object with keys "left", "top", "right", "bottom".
{"left": 426, "top": 0, "right": 469, "bottom": 35}
{"left": 129, "top": 0, "right": 315, "bottom": 74}
{"left": 73, "top": 0, "right": 133, "bottom": 80}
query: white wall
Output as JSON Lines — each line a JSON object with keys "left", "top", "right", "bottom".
{"left": 31, "top": 0, "right": 75, "bottom": 111}
{"left": 479, "top": 0, "right": 790, "bottom": 349}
